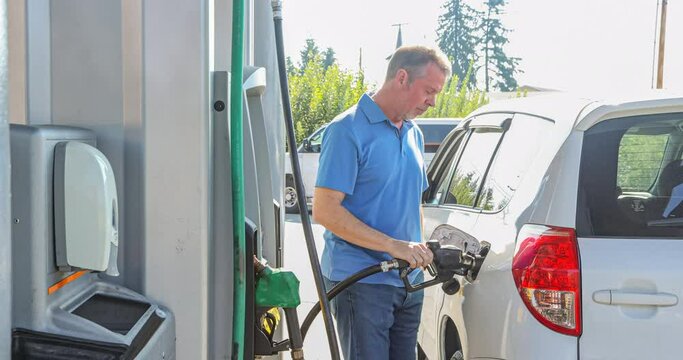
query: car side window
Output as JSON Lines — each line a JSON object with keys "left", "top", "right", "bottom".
{"left": 477, "top": 114, "right": 553, "bottom": 211}
{"left": 309, "top": 127, "right": 325, "bottom": 152}
{"left": 423, "top": 127, "right": 467, "bottom": 205}
{"left": 422, "top": 124, "right": 458, "bottom": 153}
{"left": 577, "top": 114, "right": 683, "bottom": 238}
{"left": 617, "top": 132, "right": 669, "bottom": 192}
{"left": 430, "top": 133, "right": 467, "bottom": 204}
{"left": 444, "top": 128, "right": 503, "bottom": 207}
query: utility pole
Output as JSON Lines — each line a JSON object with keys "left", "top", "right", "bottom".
{"left": 656, "top": 0, "right": 668, "bottom": 89}
{"left": 358, "top": 47, "right": 363, "bottom": 72}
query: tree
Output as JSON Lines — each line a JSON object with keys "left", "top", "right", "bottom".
{"left": 322, "top": 47, "right": 336, "bottom": 71}
{"left": 420, "top": 65, "right": 488, "bottom": 118}
{"left": 288, "top": 40, "right": 368, "bottom": 142}
{"left": 436, "top": 0, "right": 522, "bottom": 92}
{"left": 298, "top": 38, "right": 320, "bottom": 74}
{"left": 448, "top": 172, "right": 479, "bottom": 206}
{"left": 480, "top": 0, "right": 521, "bottom": 91}
{"left": 285, "top": 56, "right": 296, "bottom": 75}
{"left": 437, "top": 0, "right": 482, "bottom": 87}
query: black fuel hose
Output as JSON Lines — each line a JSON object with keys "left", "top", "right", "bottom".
{"left": 271, "top": 1, "right": 340, "bottom": 358}
{"left": 300, "top": 259, "right": 409, "bottom": 340}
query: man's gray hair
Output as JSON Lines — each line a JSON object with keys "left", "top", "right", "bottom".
{"left": 385, "top": 45, "right": 452, "bottom": 83}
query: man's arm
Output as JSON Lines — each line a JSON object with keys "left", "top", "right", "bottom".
{"left": 313, "top": 187, "right": 433, "bottom": 268}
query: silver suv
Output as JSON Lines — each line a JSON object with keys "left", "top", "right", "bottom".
{"left": 418, "top": 93, "right": 683, "bottom": 360}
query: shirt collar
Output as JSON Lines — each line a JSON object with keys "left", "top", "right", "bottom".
{"left": 358, "top": 93, "right": 416, "bottom": 128}
{"left": 358, "top": 93, "right": 387, "bottom": 124}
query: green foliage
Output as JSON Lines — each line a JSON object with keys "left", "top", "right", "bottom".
{"left": 421, "top": 65, "right": 488, "bottom": 118}
{"left": 285, "top": 56, "right": 296, "bottom": 75}
{"left": 288, "top": 39, "right": 368, "bottom": 143}
{"left": 437, "top": 0, "right": 481, "bottom": 87}
{"left": 448, "top": 172, "right": 479, "bottom": 206}
{"left": 514, "top": 87, "right": 528, "bottom": 98}
{"left": 617, "top": 134, "right": 669, "bottom": 192}
{"left": 298, "top": 39, "right": 319, "bottom": 74}
{"left": 322, "top": 48, "right": 336, "bottom": 71}
{"left": 294, "top": 38, "right": 337, "bottom": 74}
{"left": 481, "top": 0, "right": 521, "bottom": 91}
{"left": 437, "top": 0, "right": 521, "bottom": 92}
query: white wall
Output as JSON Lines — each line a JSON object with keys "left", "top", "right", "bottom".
{"left": 143, "top": 0, "right": 211, "bottom": 358}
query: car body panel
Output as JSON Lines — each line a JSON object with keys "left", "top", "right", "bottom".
{"left": 284, "top": 125, "right": 325, "bottom": 200}
{"left": 420, "top": 205, "right": 480, "bottom": 360}
{"left": 579, "top": 238, "right": 683, "bottom": 360}
{"left": 419, "top": 92, "right": 683, "bottom": 360}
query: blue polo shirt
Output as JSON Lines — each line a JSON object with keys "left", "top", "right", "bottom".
{"left": 316, "top": 94, "right": 429, "bottom": 287}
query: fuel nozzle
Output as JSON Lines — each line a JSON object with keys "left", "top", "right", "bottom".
{"left": 399, "top": 239, "right": 490, "bottom": 293}
{"left": 441, "top": 278, "right": 460, "bottom": 295}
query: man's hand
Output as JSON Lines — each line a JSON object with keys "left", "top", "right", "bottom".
{"left": 388, "top": 240, "right": 434, "bottom": 269}
{"left": 314, "top": 187, "right": 434, "bottom": 269}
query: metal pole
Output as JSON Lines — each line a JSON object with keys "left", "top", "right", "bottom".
{"left": 656, "top": 0, "right": 667, "bottom": 89}
{"left": 0, "top": 0, "right": 12, "bottom": 357}
{"left": 230, "top": 0, "right": 247, "bottom": 359}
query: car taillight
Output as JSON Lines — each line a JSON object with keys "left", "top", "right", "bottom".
{"left": 512, "top": 224, "right": 581, "bottom": 336}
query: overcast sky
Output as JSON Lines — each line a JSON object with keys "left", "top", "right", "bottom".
{"left": 282, "top": 0, "right": 683, "bottom": 93}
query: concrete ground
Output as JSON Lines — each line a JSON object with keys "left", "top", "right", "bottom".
{"left": 281, "top": 213, "right": 335, "bottom": 360}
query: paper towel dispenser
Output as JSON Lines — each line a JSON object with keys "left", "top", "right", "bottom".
{"left": 54, "top": 141, "right": 119, "bottom": 275}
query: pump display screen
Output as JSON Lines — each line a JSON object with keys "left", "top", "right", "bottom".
{"left": 72, "top": 294, "right": 151, "bottom": 335}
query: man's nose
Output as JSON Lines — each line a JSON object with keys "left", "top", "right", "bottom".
{"left": 426, "top": 95, "right": 436, "bottom": 107}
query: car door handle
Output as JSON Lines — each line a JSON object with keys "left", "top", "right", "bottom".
{"left": 593, "top": 290, "right": 679, "bottom": 307}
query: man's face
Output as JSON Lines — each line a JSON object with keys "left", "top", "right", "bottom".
{"left": 400, "top": 62, "right": 446, "bottom": 120}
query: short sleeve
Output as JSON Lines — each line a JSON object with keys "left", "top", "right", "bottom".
{"left": 315, "top": 121, "right": 359, "bottom": 195}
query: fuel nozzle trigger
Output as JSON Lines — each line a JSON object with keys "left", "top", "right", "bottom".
{"left": 398, "top": 240, "right": 490, "bottom": 294}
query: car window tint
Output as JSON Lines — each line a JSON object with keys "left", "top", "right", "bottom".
{"left": 444, "top": 128, "right": 503, "bottom": 207}
{"left": 577, "top": 114, "right": 683, "bottom": 238}
{"left": 422, "top": 124, "right": 458, "bottom": 153}
{"left": 310, "top": 127, "right": 325, "bottom": 147}
{"left": 433, "top": 156, "right": 456, "bottom": 204}
{"left": 617, "top": 132, "right": 668, "bottom": 192}
{"left": 477, "top": 114, "right": 553, "bottom": 211}
{"left": 430, "top": 135, "right": 465, "bottom": 205}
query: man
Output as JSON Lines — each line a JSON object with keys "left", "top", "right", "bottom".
{"left": 312, "top": 45, "right": 450, "bottom": 360}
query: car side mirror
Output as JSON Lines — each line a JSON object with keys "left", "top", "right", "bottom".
{"left": 302, "top": 139, "right": 312, "bottom": 152}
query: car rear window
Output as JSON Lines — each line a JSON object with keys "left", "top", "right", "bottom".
{"left": 577, "top": 113, "right": 683, "bottom": 238}
{"left": 617, "top": 133, "right": 669, "bottom": 192}
{"left": 421, "top": 124, "right": 458, "bottom": 153}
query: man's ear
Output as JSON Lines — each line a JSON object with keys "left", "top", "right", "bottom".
{"left": 397, "top": 69, "right": 408, "bottom": 86}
